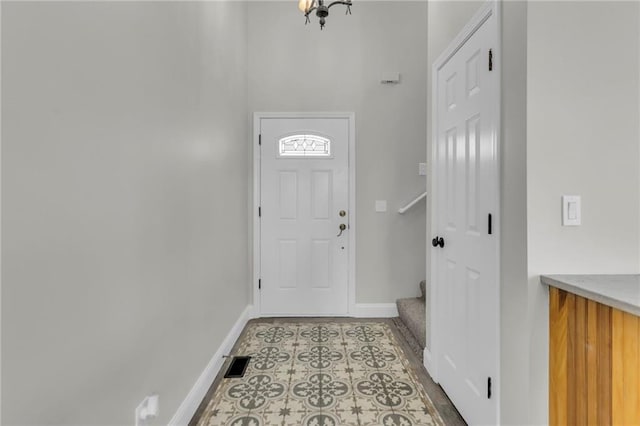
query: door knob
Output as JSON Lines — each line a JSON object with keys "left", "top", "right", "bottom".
{"left": 431, "top": 236, "right": 444, "bottom": 248}
{"left": 337, "top": 223, "right": 346, "bottom": 237}
{"left": 339, "top": 210, "right": 347, "bottom": 217}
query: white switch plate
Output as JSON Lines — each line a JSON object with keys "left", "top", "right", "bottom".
{"left": 375, "top": 200, "right": 387, "bottom": 212}
{"left": 418, "top": 163, "right": 427, "bottom": 176}
{"left": 562, "top": 195, "right": 581, "bottom": 226}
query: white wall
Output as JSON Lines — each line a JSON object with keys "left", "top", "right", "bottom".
{"left": 1, "top": 2, "right": 249, "bottom": 425}
{"left": 527, "top": 1, "right": 640, "bottom": 424}
{"left": 248, "top": 1, "right": 428, "bottom": 303}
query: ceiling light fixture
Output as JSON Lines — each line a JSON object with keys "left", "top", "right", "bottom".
{"left": 298, "top": 0, "right": 352, "bottom": 30}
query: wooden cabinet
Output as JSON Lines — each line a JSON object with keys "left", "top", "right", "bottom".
{"left": 550, "top": 287, "right": 640, "bottom": 425}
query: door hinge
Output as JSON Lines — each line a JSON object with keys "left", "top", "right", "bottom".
{"left": 487, "top": 377, "right": 492, "bottom": 399}
{"left": 259, "top": 206, "right": 261, "bottom": 217}
{"left": 489, "top": 49, "right": 493, "bottom": 71}
{"left": 258, "top": 134, "right": 262, "bottom": 145}
{"left": 488, "top": 213, "right": 492, "bottom": 235}
{"left": 258, "top": 279, "right": 261, "bottom": 290}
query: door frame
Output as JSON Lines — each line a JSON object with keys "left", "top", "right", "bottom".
{"left": 428, "top": 0, "right": 502, "bottom": 421}
{"left": 252, "top": 112, "right": 356, "bottom": 317}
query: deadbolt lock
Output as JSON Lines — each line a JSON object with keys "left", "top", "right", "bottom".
{"left": 339, "top": 210, "right": 346, "bottom": 217}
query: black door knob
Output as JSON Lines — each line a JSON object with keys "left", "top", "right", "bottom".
{"left": 431, "top": 236, "right": 444, "bottom": 248}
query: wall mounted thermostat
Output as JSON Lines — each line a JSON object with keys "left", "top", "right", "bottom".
{"left": 380, "top": 72, "right": 400, "bottom": 84}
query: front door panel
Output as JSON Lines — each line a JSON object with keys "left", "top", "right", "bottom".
{"left": 260, "top": 117, "right": 349, "bottom": 315}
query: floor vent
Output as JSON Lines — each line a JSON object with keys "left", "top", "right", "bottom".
{"left": 224, "top": 356, "right": 251, "bottom": 378}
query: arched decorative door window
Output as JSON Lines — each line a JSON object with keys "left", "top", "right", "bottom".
{"left": 278, "top": 134, "right": 331, "bottom": 158}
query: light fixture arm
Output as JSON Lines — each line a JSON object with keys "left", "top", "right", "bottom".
{"left": 327, "top": 1, "right": 352, "bottom": 11}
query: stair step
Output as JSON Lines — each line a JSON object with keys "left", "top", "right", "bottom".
{"left": 396, "top": 297, "right": 426, "bottom": 349}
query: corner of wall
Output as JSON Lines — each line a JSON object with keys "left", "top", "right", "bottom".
{"left": 169, "top": 304, "right": 253, "bottom": 426}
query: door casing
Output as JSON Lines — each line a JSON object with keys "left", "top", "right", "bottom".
{"left": 428, "top": 1, "right": 502, "bottom": 422}
{"left": 252, "top": 112, "right": 356, "bottom": 317}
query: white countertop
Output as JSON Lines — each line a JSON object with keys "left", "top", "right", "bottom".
{"left": 541, "top": 274, "right": 640, "bottom": 317}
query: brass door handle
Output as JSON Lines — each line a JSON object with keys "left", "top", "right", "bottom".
{"left": 337, "top": 224, "right": 346, "bottom": 237}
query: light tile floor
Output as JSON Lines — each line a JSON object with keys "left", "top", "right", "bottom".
{"left": 192, "top": 319, "right": 464, "bottom": 426}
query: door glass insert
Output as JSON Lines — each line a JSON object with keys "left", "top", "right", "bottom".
{"left": 278, "top": 134, "right": 331, "bottom": 157}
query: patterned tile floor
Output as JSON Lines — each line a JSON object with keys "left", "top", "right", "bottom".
{"left": 194, "top": 321, "right": 446, "bottom": 426}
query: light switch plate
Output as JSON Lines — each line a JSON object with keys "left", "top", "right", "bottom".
{"left": 562, "top": 195, "right": 581, "bottom": 226}
{"left": 418, "top": 163, "right": 427, "bottom": 176}
{"left": 375, "top": 200, "right": 387, "bottom": 212}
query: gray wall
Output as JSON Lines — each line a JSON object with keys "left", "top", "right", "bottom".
{"left": 499, "top": 2, "right": 530, "bottom": 423}
{"left": 527, "top": 1, "right": 640, "bottom": 424}
{"left": 1, "top": 2, "right": 249, "bottom": 425}
{"left": 248, "top": 1, "right": 428, "bottom": 303}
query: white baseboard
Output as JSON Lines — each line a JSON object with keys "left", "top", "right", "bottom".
{"left": 423, "top": 347, "right": 436, "bottom": 381}
{"left": 169, "top": 304, "right": 253, "bottom": 426}
{"left": 350, "top": 303, "right": 398, "bottom": 318}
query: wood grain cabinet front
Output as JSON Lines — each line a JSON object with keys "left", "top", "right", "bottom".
{"left": 549, "top": 287, "right": 640, "bottom": 425}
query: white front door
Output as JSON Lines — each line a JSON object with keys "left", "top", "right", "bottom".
{"left": 432, "top": 4, "right": 499, "bottom": 425}
{"left": 259, "top": 117, "right": 350, "bottom": 316}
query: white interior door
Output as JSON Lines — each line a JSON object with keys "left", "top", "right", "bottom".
{"left": 432, "top": 5, "right": 499, "bottom": 425}
{"left": 260, "top": 117, "right": 350, "bottom": 316}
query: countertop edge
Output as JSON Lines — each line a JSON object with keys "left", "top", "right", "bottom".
{"left": 541, "top": 275, "right": 640, "bottom": 317}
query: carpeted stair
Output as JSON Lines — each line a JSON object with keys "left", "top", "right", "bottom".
{"left": 395, "top": 280, "right": 427, "bottom": 361}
